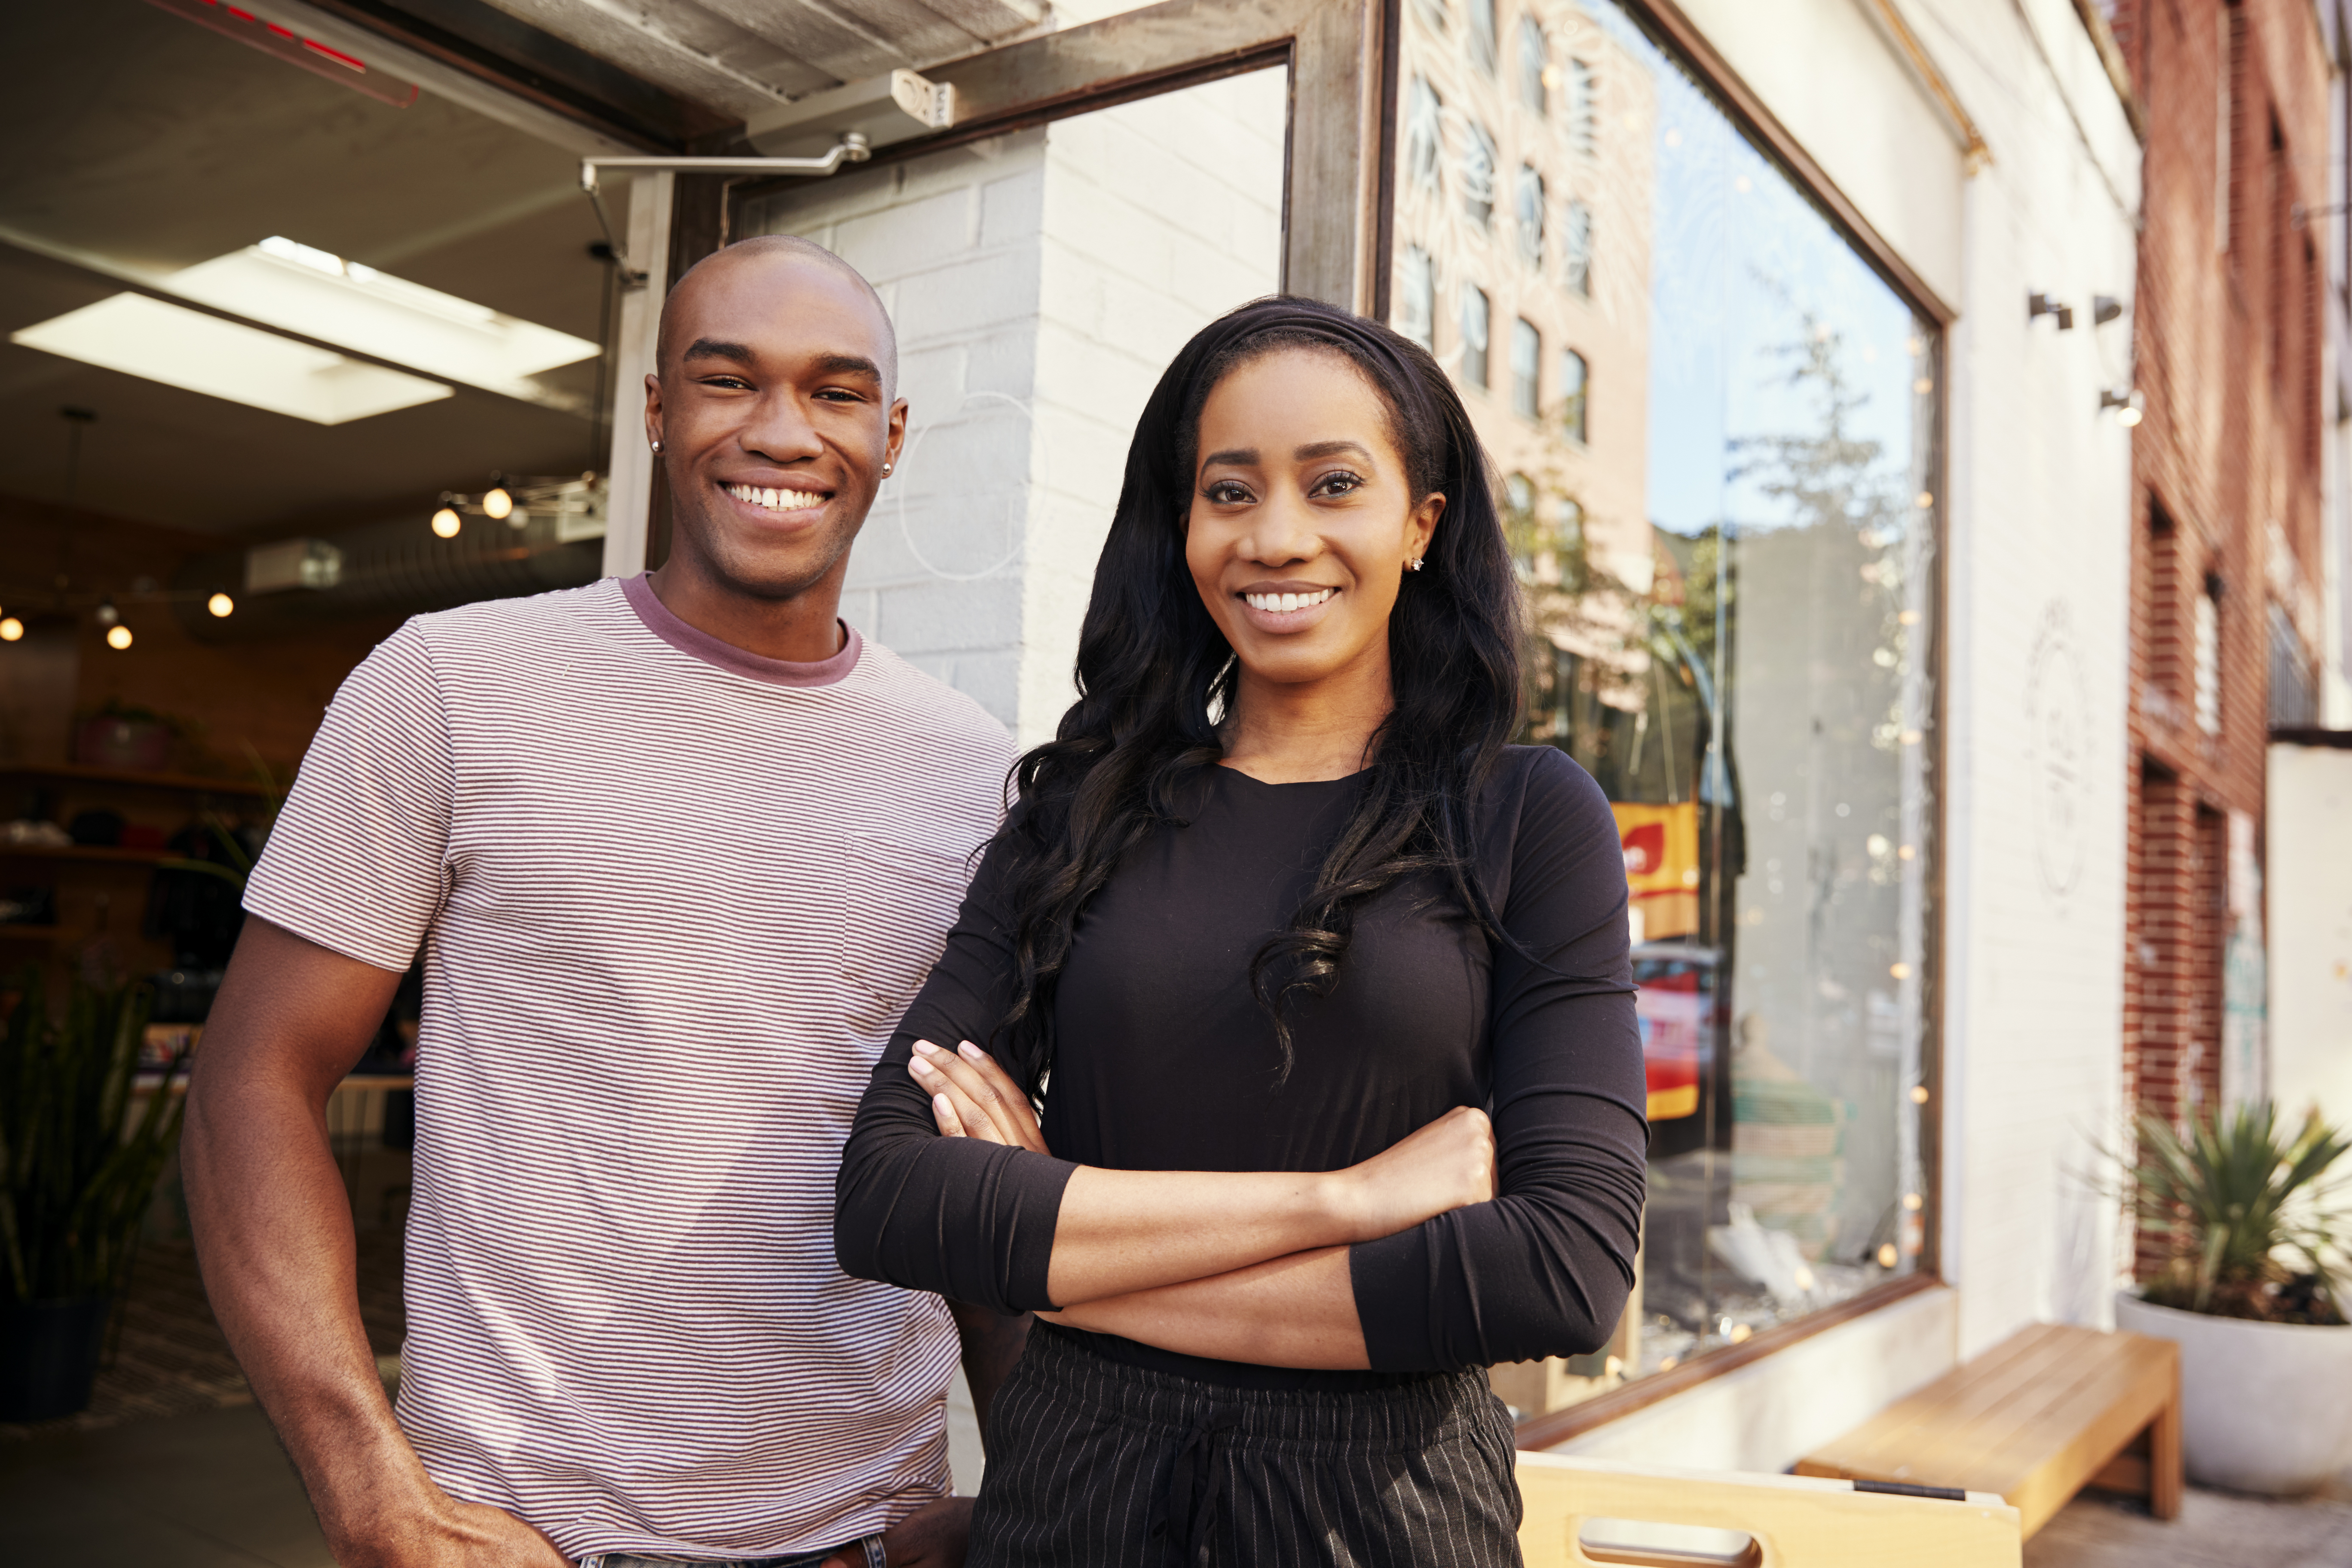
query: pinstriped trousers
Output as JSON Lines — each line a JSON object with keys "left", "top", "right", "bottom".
{"left": 970, "top": 1326, "right": 1524, "bottom": 1568}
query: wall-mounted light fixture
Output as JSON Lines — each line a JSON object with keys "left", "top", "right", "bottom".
{"left": 2029, "top": 292, "right": 2075, "bottom": 329}
{"left": 2101, "top": 388, "right": 2144, "bottom": 426}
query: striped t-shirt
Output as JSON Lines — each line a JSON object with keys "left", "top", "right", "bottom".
{"left": 243, "top": 574, "right": 1013, "bottom": 1559}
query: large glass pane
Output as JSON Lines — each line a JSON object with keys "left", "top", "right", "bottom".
{"left": 1393, "top": 0, "right": 1938, "bottom": 1416}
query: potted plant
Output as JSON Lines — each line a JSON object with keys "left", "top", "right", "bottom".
{"left": 0, "top": 971, "right": 187, "bottom": 1421}
{"left": 2110, "top": 1102, "right": 2352, "bottom": 1495}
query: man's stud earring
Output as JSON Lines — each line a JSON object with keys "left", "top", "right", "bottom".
{"left": 650, "top": 439, "right": 664, "bottom": 455}
{"left": 883, "top": 462, "right": 892, "bottom": 474}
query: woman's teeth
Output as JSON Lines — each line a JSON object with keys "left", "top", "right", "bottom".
{"left": 1244, "top": 588, "right": 1337, "bottom": 614}
{"left": 726, "top": 483, "right": 825, "bottom": 513}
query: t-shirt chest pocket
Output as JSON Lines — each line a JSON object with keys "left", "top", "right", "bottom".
{"left": 841, "top": 830, "right": 975, "bottom": 1020}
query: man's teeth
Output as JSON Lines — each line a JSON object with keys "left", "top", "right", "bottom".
{"left": 1244, "top": 588, "right": 1337, "bottom": 614}
{"left": 726, "top": 483, "right": 824, "bottom": 512}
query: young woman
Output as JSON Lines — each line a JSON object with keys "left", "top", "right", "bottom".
{"left": 835, "top": 297, "right": 1647, "bottom": 1566}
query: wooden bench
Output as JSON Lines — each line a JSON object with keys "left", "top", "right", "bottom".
{"left": 1517, "top": 1452, "right": 2023, "bottom": 1567}
{"left": 1793, "top": 1322, "right": 2181, "bottom": 1539}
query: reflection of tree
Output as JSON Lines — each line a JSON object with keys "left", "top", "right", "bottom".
{"left": 1727, "top": 307, "right": 1917, "bottom": 771}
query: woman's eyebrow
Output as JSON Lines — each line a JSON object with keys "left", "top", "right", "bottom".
{"left": 1294, "top": 440, "right": 1374, "bottom": 462}
{"left": 1200, "top": 447, "right": 1260, "bottom": 468}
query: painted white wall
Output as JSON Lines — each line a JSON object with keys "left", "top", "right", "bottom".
{"left": 1917, "top": 0, "right": 2139, "bottom": 1361}
{"left": 2268, "top": 743, "right": 2352, "bottom": 1125}
{"left": 1547, "top": 1286, "right": 1958, "bottom": 1473}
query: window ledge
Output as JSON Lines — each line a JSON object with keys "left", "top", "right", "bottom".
{"left": 1513, "top": 1271, "right": 1945, "bottom": 1450}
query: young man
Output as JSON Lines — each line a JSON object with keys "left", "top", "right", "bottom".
{"left": 184, "top": 236, "right": 1020, "bottom": 1568}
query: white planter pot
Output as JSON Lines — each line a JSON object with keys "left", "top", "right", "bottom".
{"left": 2114, "top": 1290, "right": 2352, "bottom": 1495}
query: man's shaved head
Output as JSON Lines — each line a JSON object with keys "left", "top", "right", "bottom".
{"left": 657, "top": 235, "right": 898, "bottom": 395}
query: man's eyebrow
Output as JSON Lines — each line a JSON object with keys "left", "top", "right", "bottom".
{"left": 1200, "top": 447, "right": 1260, "bottom": 469}
{"left": 681, "top": 338, "right": 755, "bottom": 366}
{"left": 812, "top": 353, "right": 883, "bottom": 383}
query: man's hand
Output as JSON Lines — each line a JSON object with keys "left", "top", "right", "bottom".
{"left": 819, "top": 1497, "right": 973, "bottom": 1568}
{"left": 908, "top": 1041, "right": 1046, "bottom": 1152}
{"left": 331, "top": 1494, "right": 573, "bottom": 1567}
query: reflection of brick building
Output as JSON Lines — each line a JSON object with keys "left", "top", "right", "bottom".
{"left": 1390, "top": 0, "right": 1654, "bottom": 600}
{"left": 2103, "top": 0, "right": 2330, "bottom": 1259}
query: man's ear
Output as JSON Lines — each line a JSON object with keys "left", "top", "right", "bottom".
{"left": 643, "top": 371, "right": 664, "bottom": 451}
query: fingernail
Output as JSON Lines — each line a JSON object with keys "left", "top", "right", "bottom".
{"left": 934, "top": 1093, "right": 953, "bottom": 1115}
{"left": 910, "top": 1059, "right": 934, "bottom": 1077}
{"left": 959, "top": 1042, "right": 984, "bottom": 1061}
{"left": 914, "top": 1040, "right": 939, "bottom": 1055}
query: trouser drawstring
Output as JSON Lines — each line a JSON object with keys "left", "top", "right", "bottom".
{"left": 1156, "top": 1404, "right": 1242, "bottom": 1567}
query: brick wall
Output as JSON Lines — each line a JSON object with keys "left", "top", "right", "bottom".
{"left": 2117, "top": 0, "right": 2330, "bottom": 1256}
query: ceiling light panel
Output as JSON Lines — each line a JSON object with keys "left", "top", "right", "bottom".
{"left": 168, "top": 238, "right": 599, "bottom": 399}
{"left": 10, "top": 294, "right": 452, "bottom": 425}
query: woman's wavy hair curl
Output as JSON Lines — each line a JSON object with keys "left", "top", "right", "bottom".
{"left": 989, "top": 296, "right": 1525, "bottom": 1093}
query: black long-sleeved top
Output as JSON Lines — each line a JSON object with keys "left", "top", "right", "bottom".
{"left": 835, "top": 744, "right": 1648, "bottom": 1389}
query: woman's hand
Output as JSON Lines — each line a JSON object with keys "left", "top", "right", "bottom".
{"left": 1330, "top": 1105, "right": 1496, "bottom": 1242}
{"left": 907, "top": 1040, "right": 1049, "bottom": 1154}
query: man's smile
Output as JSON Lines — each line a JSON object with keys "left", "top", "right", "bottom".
{"left": 722, "top": 480, "right": 831, "bottom": 514}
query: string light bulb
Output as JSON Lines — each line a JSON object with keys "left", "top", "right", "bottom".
{"left": 0, "top": 617, "right": 22, "bottom": 643}
{"left": 106, "top": 624, "right": 133, "bottom": 651}
{"left": 207, "top": 592, "right": 235, "bottom": 619}
{"left": 2101, "top": 388, "right": 2145, "bottom": 427}
{"left": 431, "top": 507, "right": 462, "bottom": 539}
{"left": 482, "top": 486, "right": 514, "bottom": 521}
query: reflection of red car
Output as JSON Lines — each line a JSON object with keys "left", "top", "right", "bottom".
{"left": 1633, "top": 940, "right": 1723, "bottom": 1158}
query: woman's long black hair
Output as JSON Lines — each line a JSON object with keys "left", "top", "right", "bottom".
{"left": 989, "top": 296, "right": 1526, "bottom": 1093}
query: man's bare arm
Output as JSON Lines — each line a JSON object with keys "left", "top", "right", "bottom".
{"left": 948, "top": 1299, "right": 1029, "bottom": 1449}
{"left": 184, "top": 917, "right": 567, "bottom": 1567}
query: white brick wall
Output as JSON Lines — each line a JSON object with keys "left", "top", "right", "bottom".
{"left": 744, "top": 134, "right": 1051, "bottom": 726}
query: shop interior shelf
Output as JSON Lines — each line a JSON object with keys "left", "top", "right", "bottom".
{"left": 0, "top": 761, "right": 273, "bottom": 797}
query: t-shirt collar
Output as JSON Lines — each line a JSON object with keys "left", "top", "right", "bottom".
{"left": 620, "top": 572, "right": 862, "bottom": 689}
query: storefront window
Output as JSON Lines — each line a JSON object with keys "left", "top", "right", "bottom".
{"left": 1394, "top": 0, "right": 1938, "bottom": 1411}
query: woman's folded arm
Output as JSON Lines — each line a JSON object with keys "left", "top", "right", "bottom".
{"left": 1348, "top": 749, "right": 1649, "bottom": 1373}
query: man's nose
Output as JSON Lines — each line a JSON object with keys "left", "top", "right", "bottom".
{"left": 740, "top": 392, "right": 826, "bottom": 464}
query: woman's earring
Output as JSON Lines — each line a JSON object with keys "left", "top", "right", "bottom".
{"left": 883, "top": 462, "right": 892, "bottom": 474}
{"left": 1408, "top": 557, "right": 1424, "bottom": 572}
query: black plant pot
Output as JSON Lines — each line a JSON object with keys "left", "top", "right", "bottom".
{"left": 0, "top": 1296, "right": 113, "bottom": 1421}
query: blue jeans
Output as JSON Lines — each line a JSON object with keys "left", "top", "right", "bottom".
{"left": 580, "top": 1541, "right": 883, "bottom": 1568}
